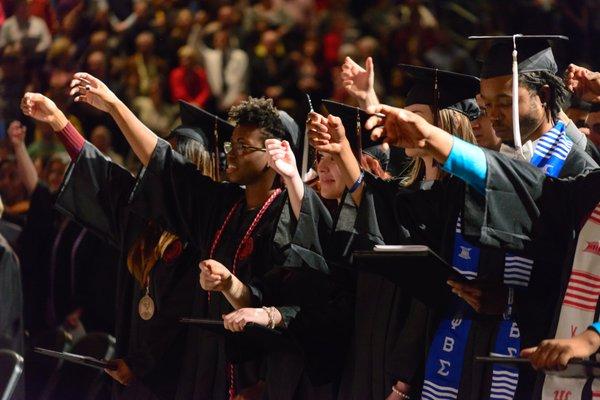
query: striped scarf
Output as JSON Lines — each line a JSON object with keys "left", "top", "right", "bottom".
{"left": 542, "top": 203, "right": 600, "bottom": 400}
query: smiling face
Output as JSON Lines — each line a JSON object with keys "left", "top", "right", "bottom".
{"left": 317, "top": 153, "right": 346, "bottom": 200}
{"left": 480, "top": 75, "right": 545, "bottom": 143}
{"left": 225, "top": 124, "right": 270, "bottom": 185}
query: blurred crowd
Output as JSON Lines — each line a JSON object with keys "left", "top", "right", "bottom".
{"left": 1, "top": 0, "right": 600, "bottom": 220}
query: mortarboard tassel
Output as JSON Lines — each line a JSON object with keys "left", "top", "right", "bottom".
{"left": 213, "top": 116, "right": 220, "bottom": 181}
{"left": 512, "top": 34, "right": 524, "bottom": 158}
{"left": 302, "top": 94, "right": 313, "bottom": 181}
{"left": 355, "top": 107, "right": 362, "bottom": 162}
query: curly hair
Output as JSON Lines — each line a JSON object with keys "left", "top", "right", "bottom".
{"left": 228, "top": 97, "right": 286, "bottom": 139}
{"left": 519, "top": 71, "right": 570, "bottom": 121}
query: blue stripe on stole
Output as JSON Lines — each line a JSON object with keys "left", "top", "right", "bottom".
{"left": 489, "top": 321, "right": 521, "bottom": 400}
{"left": 422, "top": 220, "right": 479, "bottom": 400}
{"left": 529, "top": 121, "right": 572, "bottom": 178}
{"left": 489, "top": 121, "right": 573, "bottom": 399}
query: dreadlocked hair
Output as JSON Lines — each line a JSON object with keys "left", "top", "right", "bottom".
{"left": 228, "top": 97, "right": 286, "bottom": 139}
{"left": 126, "top": 133, "right": 215, "bottom": 286}
{"left": 519, "top": 71, "right": 570, "bottom": 121}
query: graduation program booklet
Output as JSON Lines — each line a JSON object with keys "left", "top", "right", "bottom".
{"left": 34, "top": 347, "right": 116, "bottom": 370}
{"left": 180, "top": 318, "right": 290, "bottom": 354}
{"left": 476, "top": 356, "right": 600, "bottom": 378}
{"left": 353, "top": 245, "right": 466, "bottom": 308}
{"left": 180, "top": 318, "right": 281, "bottom": 335}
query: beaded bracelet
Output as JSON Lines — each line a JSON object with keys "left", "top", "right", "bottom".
{"left": 262, "top": 306, "right": 275, "bottom": 329}
{"left": 391, "top": 386, "right": 410, "bottom": 399}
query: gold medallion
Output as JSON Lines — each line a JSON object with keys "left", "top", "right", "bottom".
{"left": 138, "top": 294, "right": 155, "bottom": 320}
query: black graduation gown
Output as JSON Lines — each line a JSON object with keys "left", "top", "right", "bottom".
{"left": 406, "top": 145, "right": 596, "bottom": 399}
{"left": 55, "top": 142, "right": 198, "bottom": 400}
{"left": 253, "top": 184, "right": 356, "bottom": 400}
{"left": 460, "top": 150, "right": 600, "bottom": 399}
{"left": 387, "top": 145, "right": 597, "bottom": 399}
{"left": 585, "top": 138, "right": 600, "bottom": 165}
{"left": 130, "top": 138, "right": 331, "bottom": 400}
{"left": 18, "top": 183, "right": 118, "bottom": 336}
{"left": 337, "top": 175, "right": 431, "bottom": 400}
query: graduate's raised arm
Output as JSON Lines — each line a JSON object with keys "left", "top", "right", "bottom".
{"left": 366, "top": 104, "right": 488, "bottom": 194}
{"left": 70, "top": 72, "right": 157, "bottom": 166}
{"left": 341, "top": 56, "right": 380, "bottom": 109}
{"left": 265, "top": 138, "right": 304, "bottom": 219}
{"left": 7, "top": 121, "right": 38, "bottom": 195}
{"left": 21, "top": 92, "right": 138, "bottom": 248}
{"left": 307, "top": 111, "right": 365, "bottom": 205}
{"left": 20, "top": 93, "right": 85, "bottom": 161}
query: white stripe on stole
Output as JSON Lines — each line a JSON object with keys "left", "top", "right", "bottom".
{"left": 533, "top": 125, "right": 573, "bottom": 161}
{"left": 533, "top": 136, "right": 572, "bottom": 161}
{"left": 542, "top": 202, "right": 600, "bottom": 398}
{"left": 535, "top": 140, "right": 571, "bottom": 157}
{"left": 490, "top": 370, "right": 518, "bottom": 399}
{"left": 504, "top": 254, "right": 534, "bottom": 287}
{"left": 421, "top": 380, "right": 458, "bottom": 400}
{"left": 452, "top": 266, "right": 477, "bottom": 280}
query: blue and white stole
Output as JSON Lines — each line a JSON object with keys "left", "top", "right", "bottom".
{"left": 422, "top": 122, "right": 572, "bottom": 400}
{"left": 502, "top": 122, "right": 572, "bottom": 288}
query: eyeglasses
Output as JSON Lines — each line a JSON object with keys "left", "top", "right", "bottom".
{"left": 223, "top": 141, "right": 266, "bottom": 155}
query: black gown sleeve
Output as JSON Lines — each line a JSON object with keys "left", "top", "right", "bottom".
{"left": 130, "top": 138, "right": 242, "bottom": 248}
{"left": 247, "top": 185, "right": 333, "bottom": 311}
{"left": 55, "top": 142, "right": 136, "bottom": 248}
{"left": 273, "top": 186, "right": 332, "bottom": 274}
{"left": 462, "top": 149, "right": 600, "bottom": 251}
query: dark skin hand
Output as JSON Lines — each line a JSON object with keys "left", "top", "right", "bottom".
{"left": 447, "top": 279, "right": 508, "bottom": 315}
{"left": 521, "top": 329, "right": 600, "bottom": 371}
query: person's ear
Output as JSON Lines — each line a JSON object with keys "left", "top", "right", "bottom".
{"left": 538, "top": 84, "right": 551, "bottom": 108}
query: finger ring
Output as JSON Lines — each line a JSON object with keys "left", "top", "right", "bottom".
{"left": 85, "top": 85, "right": 91, "bottom": 91}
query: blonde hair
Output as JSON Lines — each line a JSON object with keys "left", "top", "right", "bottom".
{"left": 402, "top": 108, "right": 476, "bottom": 187}
{"left": 127, "top": 135, "right": 214, "bottom": 285}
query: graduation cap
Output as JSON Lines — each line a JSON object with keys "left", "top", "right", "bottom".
{"left": 399, "top": 64, "right": 481, "bottom": 123}
{"left": 168, "top": 100, "right": 234, "bottom": 181}
{"left": 468, "top": 34, "right": 569, "bottom": 155}
{"left": 321, "top": 100, "right": 379, "bottom": 162}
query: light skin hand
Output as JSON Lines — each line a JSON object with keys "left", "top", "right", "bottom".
{"left": 265, "top": 138, "right": 304, "bottom": 219}
{"left": 341, "top": 56, "right": 379, "bottom": 108}
{"left": 70, "top": 72, "right": 120, "bottom": 113}
{"left": 366, "top": 104, "right": 454, "bottom": 164}
{"left": 222, "top": 307, "right": 283, "bottom": 332}
{"left": 20, "top": 93, "right": 69, "bottom": 131}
